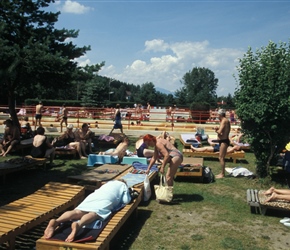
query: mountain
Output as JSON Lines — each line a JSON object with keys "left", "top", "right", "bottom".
{"left": 156, "top": 87, "right": 174, "bottom": 95}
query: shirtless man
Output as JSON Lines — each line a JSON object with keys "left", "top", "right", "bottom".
{"left": 214, "top": 109, "right": 231, "bottom": 179}
{"left": 35, "top": 101, "right": 43, "bottom": 129}
{"left": 98, "top": 137, "right": 129, "bottom": 158}
{"left": 60, "top": 104, "right": 68, "bottom": 132}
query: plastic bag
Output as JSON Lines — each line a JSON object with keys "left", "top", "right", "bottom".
{"left": 143, "top": 174, "right": 151, "bottom": 201}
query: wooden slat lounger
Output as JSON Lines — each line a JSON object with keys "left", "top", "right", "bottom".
{"left": 66, "top": 164, "right": 132, "bottom": 187}
{"left": 182, "top": 148, "right": 245, "bottom": 164}
{"left": 36, "top": 187, "right": 143, "bottom": 250}
{"left": 0, "top": 182, "right": 85, "bottom": 250}
{"left": 247, "top": 189, "right": 290, "bottom": 215}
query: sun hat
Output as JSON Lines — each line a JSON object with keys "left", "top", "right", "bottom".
{"left": 218, "top": 109, "right": 226, "bottom": 115}
{"left": 285, "top": 142, "right": 290, "bottom": 151}
{"left": 67, "top": 124, "right": 74, "bottom": 129}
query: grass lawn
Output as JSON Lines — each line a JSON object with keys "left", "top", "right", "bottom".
{"left": 0, "top": 136, "right": 290, "bottom": 250}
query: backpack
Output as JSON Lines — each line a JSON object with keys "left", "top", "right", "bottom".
{"left": 202, "top": 166, "right": 215, "bottom": 183}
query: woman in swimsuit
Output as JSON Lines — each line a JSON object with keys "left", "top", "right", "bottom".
{"left": 145, "top": 134, "right": 183, "bottom": 187}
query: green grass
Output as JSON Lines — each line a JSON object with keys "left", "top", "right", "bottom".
{"left": 1, "top": 136, "right": 289, "bottom": 250}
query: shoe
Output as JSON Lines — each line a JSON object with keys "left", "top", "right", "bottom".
{"left": 280, "top": 217, "right": 290, "bottom": 224}
{"left": 283, "top": 222, "right": 290, "bottom": 227}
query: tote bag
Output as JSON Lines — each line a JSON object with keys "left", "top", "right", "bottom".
{"left": 154, "top": 175, "right": 173, "bottom": 202}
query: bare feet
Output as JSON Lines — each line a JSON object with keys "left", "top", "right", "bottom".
{"left": 191, "top": 145, "right": 197, "bottom": 151}
{"left": 44, "top": 219, "right": 58, "bottom": 239}
{"left": 216, "top": 173, "right": 224, "bottom": 179}
{"left": 265, "top": 192, "right": 277, "bottom": 202}
{"left": 0, "top": 152, "right": 4, "bottom": 156}
{"left": 65, "top": 221, "right": 80, "bottom": 242}
{"left": 80, "top": 156, "right": 87, "bottom": 159}
{"left": 264, "top": 187, "right": 275, "bottom": 195}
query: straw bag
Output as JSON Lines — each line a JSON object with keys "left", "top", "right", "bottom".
{"left": 154, "top": 175, "right": 173, "bottom": 202}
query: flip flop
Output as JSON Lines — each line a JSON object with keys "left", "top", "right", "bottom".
{"left": 280, "top": 217, "right": 290, "bottom": 224}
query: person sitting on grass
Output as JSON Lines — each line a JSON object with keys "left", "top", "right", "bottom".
{"left": 43, "top": 179, "right": 132, "bottom": 242}
{"left": 98, "top": 137, "right": 130, "bottom": 159}
{"left": 53, "top": 124, "right": 88, "bottom": 159}
{"left": 264, "top": 187, "right": 290, "bottom": 202}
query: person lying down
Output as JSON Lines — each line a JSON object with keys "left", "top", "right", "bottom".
{"left": 190, "top": 143, "right": 242, "bottom": 154}
{"left": 98, "top": 137, "right": 129, "bottom": 158}
{"left": 43, "top": 179, "right": 132, "bottom": 242}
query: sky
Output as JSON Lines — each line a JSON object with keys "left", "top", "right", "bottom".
{"left": 49, "top": 0, "right": 290, "bottom": 96}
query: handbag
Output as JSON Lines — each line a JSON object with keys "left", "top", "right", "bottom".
{"left": 154, "top": 175, "right": 173, "bottom": 202}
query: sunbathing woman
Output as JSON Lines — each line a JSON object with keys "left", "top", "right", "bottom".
{"left": 145, "top": 134, "right": 183, "bottom": 187}
{"left": 136, "top": 137, "right": 154, "bottom": 158}
{"left": 43, "top": 179, "right": 131, "bottom": 242}
{"left": 264, "top": 187, "right": 290, "bottom": 202}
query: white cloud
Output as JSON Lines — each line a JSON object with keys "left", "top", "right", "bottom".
{"left": 144, "top": 39, "right": 169, "bottom": 52}
{"left": 75, "top": 55, "right": 91, "bottom": 67}
{"left": 58, "top": 0, "right": 93, "bottom": 14}
{"left": 100, "top": 39, "right": 244, "bottom": 95}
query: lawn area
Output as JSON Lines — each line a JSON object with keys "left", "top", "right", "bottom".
{"left": 0, "top": 136, "right": 290, "bottom": 250}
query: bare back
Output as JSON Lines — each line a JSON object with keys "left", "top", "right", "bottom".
{"left": 36, "top": 104, "right": 43, "bottom": 115}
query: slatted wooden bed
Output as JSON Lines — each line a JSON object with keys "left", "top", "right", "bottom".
{"left": 0, "top": 182, "right": 85, "bottom": 250}
{"left": 36, "top": 187, "right": 143, "bottom": 250}
{"left": 182, "top": 148, "right": 245, "bottom": 163}
{"left": 36, "top": 165, "right": 158, "bottom": 250}
{"left": 247, "top": 189, "right": 290, "bottom": 215}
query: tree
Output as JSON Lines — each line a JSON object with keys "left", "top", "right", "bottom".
{"left": 235, "top": 41, "right": 290, "bottom": 177}
{"left": 138, "top": 82, "right": 157, "bottom": 106}
{"left": 176, "top": 67, "right": 218, "bottom": 105}
{"left": 0, "top": 0, "right": 102, "bottom": 126}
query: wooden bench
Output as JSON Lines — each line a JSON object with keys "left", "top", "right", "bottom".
{"left": 0, "top": 182, "right": 85, "bottom": 250}
{"left": 36, "top": 187, "right": 143, "bottom": 250}
{"left": 182, "top": 148, "right": 245, "bottom": 164}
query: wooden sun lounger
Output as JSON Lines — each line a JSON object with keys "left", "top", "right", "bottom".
{"left": 36, "top": 187, "right": 143, "bottom": 250}
{"left": 175, "top": 157, "right": 204, "bottom": 181}
{"left": 182, "top": 149, "right": 245, "bottom": 163}
{"left": 247, "top": 189, "right": 290, "bottom": 215}
{"left": 0, "top": 157, "right": 48, "bottom": 184}
{"left": 67, "top": 164, "right": 132, "bottom": 187}
{"left": 0, "top": 182, "right": 85, "bottom": 250}
{"left": 36, "top": 166, "right": 158, "bottom": 250}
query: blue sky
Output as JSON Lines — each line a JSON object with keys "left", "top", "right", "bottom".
{"left": 49, "top": 0, "right": 290, "bottom": 95}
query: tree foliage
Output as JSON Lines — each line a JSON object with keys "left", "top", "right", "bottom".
{"left": 176, "top": 67, "right": 218, "bottom": 106}
{"left": 235, "top": 41, "right": 290, "bottom": 177}
{"left": 0, "top": 0, "right": 102, "bottom": 124}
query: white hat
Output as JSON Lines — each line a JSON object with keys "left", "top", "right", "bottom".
{"left": 218, "top": 109, "right": 226, "bottom": 115}
{"left": 67, "top": 124, "right": 74, "bottom": 129}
